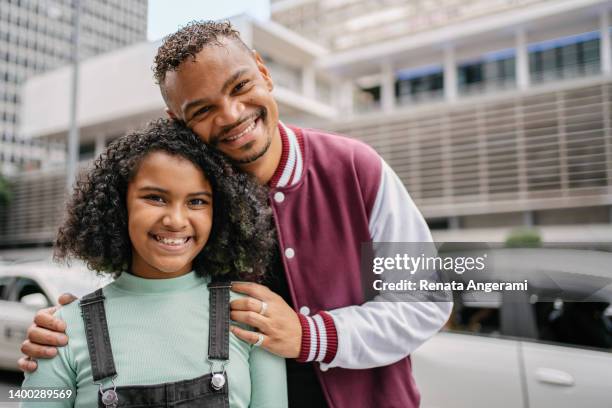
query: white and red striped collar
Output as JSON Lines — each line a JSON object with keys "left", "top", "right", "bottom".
{"left": 268, "top": 121, "right": 304, "bottom": 189}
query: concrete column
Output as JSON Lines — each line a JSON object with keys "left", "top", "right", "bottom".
{"left": 380, "top": 61, "right": 396, "bottom": 113}
{"left": 523, "top": 211, "right": 534, "bottom": 227}
{"left": 516, "top": 27, "right": 530, "bottom": 90}
{"left": 449, "top": 216, "right": 460, "bottom": 230}
{"left": 94, "top": 133, "right": 106, "bottom": 156}
{"left": 600, "top": 11, "right": 611, "bottom": 74}
{"left": 302, "top": 65, "right": 316, "bottom": 99}
{"left": 443, "top": 45, "right": 457, "bottom": 102}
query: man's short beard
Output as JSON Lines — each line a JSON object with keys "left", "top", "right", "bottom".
{"left": 231, "top": 133, "right": 273, "bottom": 164}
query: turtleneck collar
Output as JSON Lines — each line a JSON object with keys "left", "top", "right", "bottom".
{"left": 113, "top": 270, "right": 205, "bottom": 294}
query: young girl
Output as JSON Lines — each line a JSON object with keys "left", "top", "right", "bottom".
{"left": 21, "top": 119, "right": 287, "bottom": 407}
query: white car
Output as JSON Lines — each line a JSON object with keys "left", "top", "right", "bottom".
{"left": 0, "top": 259, "right": 109, "bottom": 371}
{"left": 413, "top": 248, "right": 612, "bottom": 408}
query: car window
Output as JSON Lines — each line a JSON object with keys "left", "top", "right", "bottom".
{"left": 10, "top": 277, "right": 51, "bottom": 305}
{"left": 0, "top": 276, "right": 12, "bottom": 300}
{"left": 445, "top": 291, "right": 502, "bottom": 336}
{"left": 533, "top": 299, "right": 612, "bottom": 352}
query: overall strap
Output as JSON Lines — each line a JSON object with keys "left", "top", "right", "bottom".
{"left": 207, "top": 281, "right": 231, "bottom": 361}
{"left": 79, "top": 289, "right": 117, "bottom": 382}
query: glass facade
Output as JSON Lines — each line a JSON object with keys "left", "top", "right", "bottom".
{"left": 395, "top": 66, "right": 444, "bottom": 105}
{"left": 458, "top": 50, "right": 516, "bottom": 95}
{"left": 354, "top": 28, "right": 608, "bottom": 112}
{"left": 529, "top": 31, "right": 601, "bottom": 84}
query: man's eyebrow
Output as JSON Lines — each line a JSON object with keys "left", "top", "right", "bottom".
{"left": 182, "top": 68, "right": 250, "bottom": 116}
{"left": 139, "top": 186, "right": 212, "bottom": 197}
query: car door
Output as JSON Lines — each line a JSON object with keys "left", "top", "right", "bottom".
{"left": 0, "top": 275, "right": 18, "bottom": 369}
{"left": 521, "top": 300, "right": 612, "bottom": 408}
{"left": 0, "top": 276, "right": 51, "bottom": 370}
{"left": 413, "top": 291, "right": 525, "bottom": 408}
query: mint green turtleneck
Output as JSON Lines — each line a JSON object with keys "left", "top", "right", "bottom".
{"left": 21, "top": 271, "right": 287, "bottom": 407}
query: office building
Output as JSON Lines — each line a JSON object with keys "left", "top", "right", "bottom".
{"left": 0, "top": 0, "right": 147, "bottom": 175}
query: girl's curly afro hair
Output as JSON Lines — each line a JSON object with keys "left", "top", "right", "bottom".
{"left": 54, "top": 118, "right": 275, "bottom": 281}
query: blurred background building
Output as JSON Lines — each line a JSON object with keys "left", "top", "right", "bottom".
{"left": 1, "top": 0, "right": 612, "bottom": 250}
{"left": 0, "top": 0, "right": 147, "bottom": 176}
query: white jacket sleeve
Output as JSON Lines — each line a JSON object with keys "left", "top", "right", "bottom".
{"left": 320, "top": 158, "right": 453, "bottom": 370}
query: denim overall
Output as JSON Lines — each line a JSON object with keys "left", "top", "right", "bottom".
{"left": 79, "top": 281, "right": 231, "bottom": 408}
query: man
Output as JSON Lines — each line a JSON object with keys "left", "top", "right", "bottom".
{"left": 20, "top": 21, "right": 452, "bottom": 408}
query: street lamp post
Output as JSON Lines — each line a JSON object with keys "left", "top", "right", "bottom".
{"left": 66, "top": 0, "right": 81, "bottom": 189}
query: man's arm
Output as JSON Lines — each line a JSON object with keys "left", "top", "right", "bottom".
{"left": 296, "top": 159, "right": 452, "bottom": 369}
{"left": 18, "top": 294, "right": 77, "bottom": 372}
{"left": 231, "top": 159, "right": 453, "bottom": 369}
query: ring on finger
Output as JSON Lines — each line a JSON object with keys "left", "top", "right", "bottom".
{"left": 259, "top": 301, "right": 268, "bottom": 316}
{"left": 253, "top": 333, "right": 264, "bottom": 347}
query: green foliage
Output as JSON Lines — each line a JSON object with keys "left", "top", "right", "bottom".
{"left": 505, "top": 228, "right": 542, "bottom": 248}
{"left": 0, "top": 174, "right": 11, "bottom": 206}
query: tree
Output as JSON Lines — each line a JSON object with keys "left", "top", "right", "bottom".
{"left": 0, "top": 173, "right": 11, "bottom": 206}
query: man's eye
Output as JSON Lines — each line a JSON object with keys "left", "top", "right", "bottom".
{"left": 194, "top": 106, "right": 211, "bottom": 117}
{"left": 233, "top": 80, "right": 249, "bottom": 93}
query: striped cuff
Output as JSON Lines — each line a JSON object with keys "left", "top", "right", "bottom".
{"left": 296, "top": 311, "right": 338, "bottom": 364}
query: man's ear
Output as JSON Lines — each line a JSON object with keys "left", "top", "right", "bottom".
{"left": 166, "top": 108, "right": 178, "bottom": 121}
{"left": 253, "top": 50, "right": 274, "bottom": 92}
{"left": 166, "top": 109, "right": 187, "bottom": 126}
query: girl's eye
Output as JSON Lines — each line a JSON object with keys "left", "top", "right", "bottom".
{"left": 189, "top": 198, "right": 208, "bottom": 206}
{"left": 144, "top": 195, "right": 165, "bottom": 203}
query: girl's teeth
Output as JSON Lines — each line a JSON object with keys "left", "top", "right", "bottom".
{"left": 156, "top": 236, "right": 189, "bottom": 245}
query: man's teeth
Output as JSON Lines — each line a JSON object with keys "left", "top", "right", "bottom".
{"left": 155, "top": 236, "right": 189, "bottom": 245}
{"left": 226, "top": 119, "right": 257, "bottom": 141}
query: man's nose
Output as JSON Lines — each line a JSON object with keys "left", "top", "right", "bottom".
{"left": 215, "top": 98, "right": 244, "bottom": 127}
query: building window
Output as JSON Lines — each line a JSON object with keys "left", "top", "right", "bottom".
{"left": 529, "top": 31, "right": 601, "bottom": 84}
{"left": 79, "top": 142, "right": 96, "bottom": 161}
{"left": 395, "top": 65, "right": 444, "bottom": 105}
{"left": 356, "top": 84, "right": 381, "bottom": 112}
{"left": 458, "top": 49, "right": 516, "bottom": 95}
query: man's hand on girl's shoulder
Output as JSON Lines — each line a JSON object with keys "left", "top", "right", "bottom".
{"left": 17, "top": 293, "right": 77, "bottom": 372}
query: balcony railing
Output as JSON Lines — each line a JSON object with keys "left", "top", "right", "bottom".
{"left": 397, "top": 89, "right": 445, "bottom": 107}
{"left": 459, "top": 77, "right": 517, "bottom": 97}
{"left": 332, "top": 77, "right": 612, "bottom": 218}
{"left": 531, "top": 60, "right": 601, "bottom": 86}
